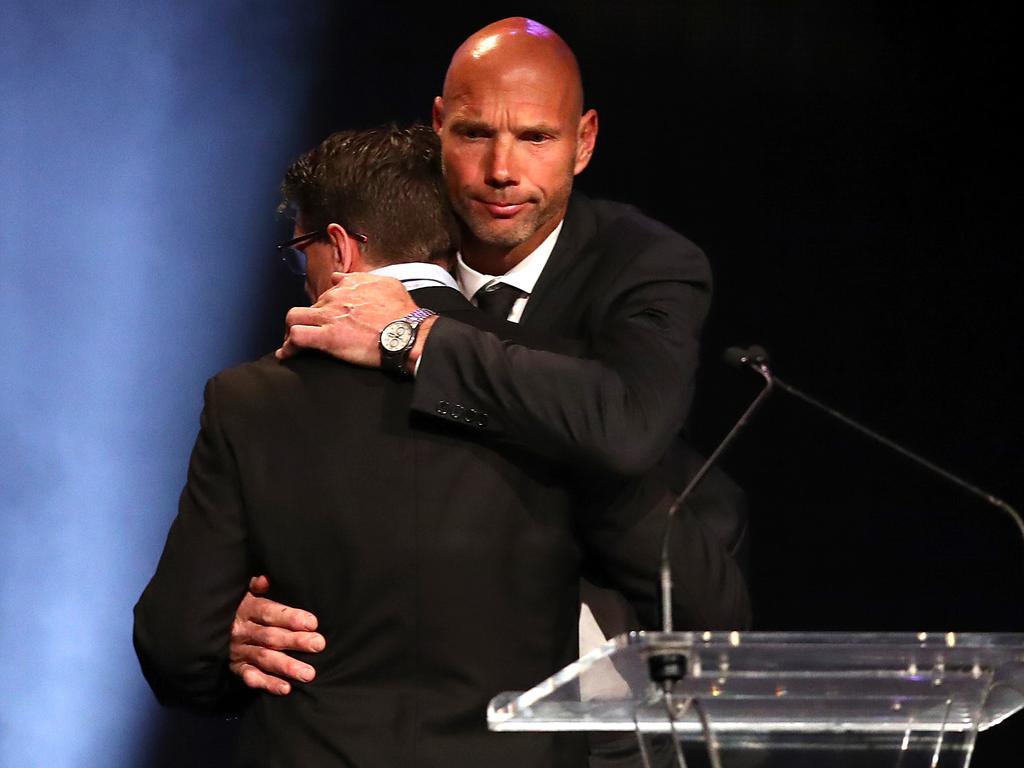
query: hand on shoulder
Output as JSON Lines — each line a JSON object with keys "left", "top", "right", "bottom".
{"left": 276, "top": 273, "right": 420, "bottom": 366}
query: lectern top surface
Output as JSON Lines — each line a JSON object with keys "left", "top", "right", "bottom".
{"left": 488, "top": 631, "right": 1024, "bottom": 741}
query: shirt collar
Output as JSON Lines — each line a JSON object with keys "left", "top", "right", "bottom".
{"left": 369, "top": 262, "right": 461, "bottom": 292}
{"left": 455, "top": 220, "right": 564, "bottom": 300}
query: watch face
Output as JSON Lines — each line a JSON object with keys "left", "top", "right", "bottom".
{"left": 381, "top": 320, "right": 414, "bottom": 352}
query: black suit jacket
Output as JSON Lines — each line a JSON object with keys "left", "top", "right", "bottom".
{"left": 414, "top": 194, "right": 710, "bottom": 476}
{"left": 412, "top": 195, "right": 750, "bottom": 630}
{"left": 135, "top": 287, "right": 590, "bottom": 768}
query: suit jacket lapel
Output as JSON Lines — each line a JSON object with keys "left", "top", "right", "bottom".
{"left": 519, "top": 193, "right": 598, "bottom": 327}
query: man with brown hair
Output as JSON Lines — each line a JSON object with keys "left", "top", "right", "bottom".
{"left": 135, "top": 124, "right": 590, "bottom": 766}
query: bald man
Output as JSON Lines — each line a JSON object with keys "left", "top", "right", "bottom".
{"left": 230, "top": 12, "right": 748, "bottom": 744}
{"left": 268, "top": 17, "right": 711, "bottom": 471}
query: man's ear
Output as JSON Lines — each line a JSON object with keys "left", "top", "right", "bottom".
{"left": 573, "top": 109, "right": 599, "bottom": 175}
{"left": 432, "top": 96, "right": 445, "bottom": 133}
{"left": 326, "top": 223, "right": 356, "bottom": 273}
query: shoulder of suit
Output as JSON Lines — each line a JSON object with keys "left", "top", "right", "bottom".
{"left": 572, "top": 193, "right": 703, "bottom": 255}
{"left": 209, "top": 350, "right": 373, "bottom": 403}
{"left": 568, "top": 194, "right": 708, "bottom": 288}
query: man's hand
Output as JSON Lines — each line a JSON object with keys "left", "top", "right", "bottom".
{"left": 277, "top": 272, "right": 426, "bottom": 364}
{"left": 229, "top": 575, "right": 326, "bottom": 695}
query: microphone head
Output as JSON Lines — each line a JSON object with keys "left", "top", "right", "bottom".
{"left": 723, "top": 345, "right": 771, "bottom": 368}
{"left": 747, "top": 345, "right": 770, "bottom": 365}
{"left": 722, "top": 346, "right": 750, "bottom": 369}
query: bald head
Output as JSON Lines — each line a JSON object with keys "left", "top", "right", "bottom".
{"left": 433, "top": 18, "right": 598, "bottom": 272}
{"left": 444, "top": 17, "right": 584, "bottom": 118}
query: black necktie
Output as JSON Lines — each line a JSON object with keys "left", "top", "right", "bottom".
{"left": 474, "top": 282, "right": 527, "bottom": 320}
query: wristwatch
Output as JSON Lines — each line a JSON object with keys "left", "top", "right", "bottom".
{"left": 379, "top": 307, "right": 437, "bottom": 376}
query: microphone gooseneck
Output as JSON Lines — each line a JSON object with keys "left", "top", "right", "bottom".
{"left": 727, "top": 345, "right": 1024, "bottom": 572}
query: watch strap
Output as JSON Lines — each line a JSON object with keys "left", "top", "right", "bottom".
{"left": 401, "top": 307, "right": 438, "bottom": 326}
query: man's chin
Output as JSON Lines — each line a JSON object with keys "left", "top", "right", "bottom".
{"left": 465, "top": 216, "right": 535, "bottom": 250}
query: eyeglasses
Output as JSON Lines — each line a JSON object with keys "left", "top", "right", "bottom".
{"left": 276, "top": 228, "right": 369, "bottom": 276}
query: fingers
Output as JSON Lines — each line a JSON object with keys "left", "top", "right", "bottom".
{"left": 239, "top": 594, "right": 319, "bottom": 632}
{"left": 278, "top": 307, "right": 322, "bottom": 359}
{"left": 231, "top": 640, "right": 318, "bottom": 684}
{"left": 277, "top": 329, "right": 327, "bottom": 359}
{"left": 230, "top": 582, "right": 325, "bottom": 696}
{"left": 285, "top": 324, "right": 330, "bottom": 354}
{"left": 230, "top": 660, "right": 293, "bottom": 696}
{"left": 280, "top": 305, "right": 336, "bottom": 357}
{"left": 229, "top": 598, "right": 325, "bottom": 693}
{"left": 234, "top": 620, "right": 325, "bottom": 654}
{"left": 284, "top": 305, "right": 323, "bottom": 331}
{"left": 276, "top": 333, "right": 297, "bottom": 360}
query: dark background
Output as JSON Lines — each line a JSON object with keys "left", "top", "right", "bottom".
{"left": 227, "top": 4, "right": 1024, "bottom": 765}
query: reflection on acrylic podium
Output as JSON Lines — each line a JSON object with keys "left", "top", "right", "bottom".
{"left": 489, "top": 632, "right": 1024, "bottom": 767}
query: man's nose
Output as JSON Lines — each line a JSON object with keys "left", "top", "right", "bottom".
{"left": 484, "top": 137, "right": 518, "bottom": 188}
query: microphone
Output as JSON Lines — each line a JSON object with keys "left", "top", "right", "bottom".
{"left": 725, "top": 345, "right": 1024, "bottom": 565}
{"left": 650, "top": 346, "right": 774, "bottom": 689}
{"left": 722, "top": 345, "right": 768, "bottom": 369}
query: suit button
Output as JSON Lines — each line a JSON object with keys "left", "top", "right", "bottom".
{"left": 450, "top": 403, "right": 465, "bottom": 419}
{"left": 464, "top": 408, "right": 478, "bottom": 424}
{"left": 476, "top": 412, "right": 488, "bottom": 427}
{"left": 436, "top": 400, "right": 449, "bottom": 416}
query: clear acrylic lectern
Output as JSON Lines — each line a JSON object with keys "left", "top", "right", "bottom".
{"left": 488, "top": 632, "right": 1024, "bottom": 767}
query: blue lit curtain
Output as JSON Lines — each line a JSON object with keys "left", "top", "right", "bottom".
{"left": 0, "top": 3, "right": 322, "bottom": 764}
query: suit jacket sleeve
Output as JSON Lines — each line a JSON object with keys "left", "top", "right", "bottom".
{"left": 411, "top": 206, "right": 710, "bottom": 477}
{"left": 580, "top": 473, "right": 752, "bottom": 631}
{"left": 133, "top": 376, "right": 253, "bottom": 711}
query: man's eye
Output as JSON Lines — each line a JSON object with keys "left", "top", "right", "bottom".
{"left": 522, "top": 132, "right": 549, "bottom": 143}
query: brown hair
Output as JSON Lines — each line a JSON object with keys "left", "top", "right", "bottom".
{"left": 280, "top": 124, "right": 458, "bottom": 267}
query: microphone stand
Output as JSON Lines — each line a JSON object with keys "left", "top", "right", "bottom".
{"left": 646, "top": 349, "right": 774, "bottom": 768}
{"left": 657, "top": 351, "right": 772, "bottom": 641}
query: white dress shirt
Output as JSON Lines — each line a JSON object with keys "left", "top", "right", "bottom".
{"left": 454, "top": 221, "right": 563, "bottom": 323}
{"left": 370, "top": 261, "right": 461, "bottom": 292}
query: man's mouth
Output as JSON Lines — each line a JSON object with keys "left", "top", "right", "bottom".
{"left": 477, "top": 199, "right": 529, "bottom": 218}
